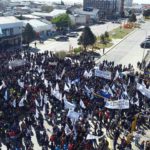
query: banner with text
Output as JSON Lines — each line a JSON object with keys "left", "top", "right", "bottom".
{"left": 95, "top": 69, "right": 111, "bottom": 80}
{"left": 105, "top": 99, "right": 129, "bottom": 109}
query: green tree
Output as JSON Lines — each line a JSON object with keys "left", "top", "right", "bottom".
{"left": 100, "top": 34, "right": 107, "bottom": 45}
{"left": 61, "top": 0, "right": 65, "bottom": 5}
{"left": 104, "top": 31, "right": 109, "bottom": 39}
{"left": 78, "top": 26, "right": 96, "bottom": 51}
{"left": 128, "top": 13, "right": 137, "bottom": 22}
{"left": 41, "top": 5, "right": 53, "bottom": 12}
{"left": 23, "top": 23, "right": 36, "bottom": 44}
{"left": 51, "top": 13, "right": 71, "bottom": 31}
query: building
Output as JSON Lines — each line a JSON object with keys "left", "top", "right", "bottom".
{"left": 22, "top": 19, "right": 56, "bottom": 39}
{"left": 69, "top": 14, "right": 87, "bottom": 25}
{"left": 32, "top": 9, "right": 66, "bottom": 20}
{"left": 83, "top": 0, "right": 124, "bottom": 19}
{"left": 0, "top": 16, "right": 23, "bottom": 50}
{"left": 124, "top": 0, "right": 133, "bottom": 7}
{"left": 142, "top": 4, "right": 150, "bottom": 10}
{"left": 69, "top": 8, "right": 99, "bottom": 25}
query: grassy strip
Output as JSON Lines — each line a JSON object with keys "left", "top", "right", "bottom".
{"left": 109, "top": 27, "right": 134, "bottom": 39}
{"left": 93, "top": 42, "right": 113, "bottom": 49}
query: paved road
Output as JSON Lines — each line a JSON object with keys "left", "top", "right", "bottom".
{"left": 31, "top": 22, "right": 121, "bottom": 52}
{"left": 100, "top": 21, "right": 150, "bottom": 68}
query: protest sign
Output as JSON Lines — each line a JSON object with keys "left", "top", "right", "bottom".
{"left": 95, "top": 69, "right": 111, "bottom": 80}
{"left": 137, "top": 83, "right": 150, "bottom": 99}
{"left": 86, "top": 134, "right": 105, "bottom": 140}
{"left": 67, "top": 110, "right": 80, "bottom": 121}
{"left": 9, "top": 59, "right": 26, "bottom": 68}
{"left": 105, "top": 99, "right": 129, "bottom": 109}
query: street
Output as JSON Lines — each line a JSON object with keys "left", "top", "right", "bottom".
{"left": 99, "top": 21, "right": 150, "bottom": 68}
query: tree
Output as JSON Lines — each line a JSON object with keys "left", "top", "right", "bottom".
{"left": 22, "top": 23, "right": 36, "bottom": 44}
{"left": 104, "top": 31, "right": 109, "bottom": 39}
{"left": 41, "top": 5, "right": 53, "bottom": 12}
{"left": 61, "top": 0, "right": 65, "bottom": 5}
{"left": 100, "top": 34, "right": 106, "bottom": 45}
{"left": 128, "top": 13, "right": 137, "bottom": 22}
{"left": 51, "top": 14, "right": 71, "bottom": 31}
{"left": 78, "top": 26, "right": 96, "bottom": 51}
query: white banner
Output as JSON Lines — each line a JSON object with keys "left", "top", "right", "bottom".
{"left": 67, "top": 110, "right": 80, "bottom": 121}
{"left": 9, "top": 59, "right": 26, "bottom": 68}
{"left": 86, "top": 134, "right": 105, "bottom": 140}
{"left": 137, "top": 83, "right": 150, "bottom": 99}
{"left": 95, "top": 69, "right": 111, "bottom": 80}
{"left": 105, "top": 99, "right": 129, "bottom": 109}
{"left": 64, "top": 100, "right": 76, "bottom": 110}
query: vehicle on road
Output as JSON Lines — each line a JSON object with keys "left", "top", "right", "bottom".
{"left": 67, "top": 32, "right": 79, "bottom": 37}
{"left": 54, "top": 35, "right": 68, "bottom": 41}
{"left": 140, "top": 41, "right": 150, "bottom": 48}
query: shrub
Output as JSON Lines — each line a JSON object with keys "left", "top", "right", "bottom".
{"left": 55, "top": 51, "right": 67, "bottom": 59}
{"left": 73, "top": 47, "right": 83, "bottom": 54}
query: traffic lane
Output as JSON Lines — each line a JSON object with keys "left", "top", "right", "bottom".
{"left": 100, "top": 22, "right": 150, "bottom": 68}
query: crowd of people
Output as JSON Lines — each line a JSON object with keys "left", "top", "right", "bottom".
{"left": 0, "top": 49, "right": 149, "bottom": 150}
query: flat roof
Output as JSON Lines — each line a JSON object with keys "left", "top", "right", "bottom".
{"left": 32, "top": 9, "right": 66, "bottom": 18}
{"left": 0, "top": 16, "right": 22, "bottom": 25}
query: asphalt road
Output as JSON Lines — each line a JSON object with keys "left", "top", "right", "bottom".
{"left": 100, "top": 21, "right": 150, "bottom": 68}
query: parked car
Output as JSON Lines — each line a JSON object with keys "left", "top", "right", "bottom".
{"left": 97, "top": 21, "right": 106, "bottom": 24}
{"left": 145, "top": 36, "right": 150, "bottom": 40}
{"left": 67, "top": 32, "right": 79, "bottom": 37}
{"left": 112, "top": 20, "right": 121, "bottom": 24}
{"left": 55, "top": 35, "right": 68, "bottom": 41}
{"left": 140, "top": 41, "right": 150, "bottom": 48}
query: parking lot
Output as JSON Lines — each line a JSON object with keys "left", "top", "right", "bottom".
{"left": 30, "top": 22, "right": 121, "bottom": 52}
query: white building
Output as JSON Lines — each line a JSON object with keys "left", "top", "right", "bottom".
{"left": 23, "top": 19, "right": 56, "bottom": 39}
{"left": 69, "top": 8, "right": 99, "bottom": 25}
{"left": 0, "top": 16, "right": 23, "bottom": 49}
{"left": 69, "top": 14, "right": 87, "bottom": 25}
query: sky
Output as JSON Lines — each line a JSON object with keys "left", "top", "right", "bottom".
{"left": 11, "top": 0, "right": 150, "bottom": 4}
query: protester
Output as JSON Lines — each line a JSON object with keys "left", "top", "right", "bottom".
{"left": 0, "top": 49, "right": 149, "bottom": 150}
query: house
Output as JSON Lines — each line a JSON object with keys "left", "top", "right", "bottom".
{"left": 69, "top": 14, "right": 87, "bottom": 25}
{"left": 22, "top": 19, "right": 56, "bottom": 39}
{"left": 32, "top": 9, "right": 66, "bottom": 20}
{"left": 69, "top": 8, "right": 99, "bottom": 25}
{"left": 0, "top": 16, "right": 23, "bottom": 50}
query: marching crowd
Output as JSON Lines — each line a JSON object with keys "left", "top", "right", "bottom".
{"left": 0, "top": 49, "right": 150, "bottom": 150}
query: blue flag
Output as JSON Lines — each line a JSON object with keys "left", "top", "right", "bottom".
{"left": 97, "top": 90, "right": 111, "bottom": 99}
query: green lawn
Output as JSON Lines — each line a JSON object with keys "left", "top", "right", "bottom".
{"left": 109, "top": 27, "right": 134, "bottom": 39}
{"left": 93, "top": 42, "right": 113, "bottom": 49}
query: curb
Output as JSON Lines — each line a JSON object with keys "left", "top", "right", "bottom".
{"left": 95, "top": 28, "right": 138, "bottom": 64}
